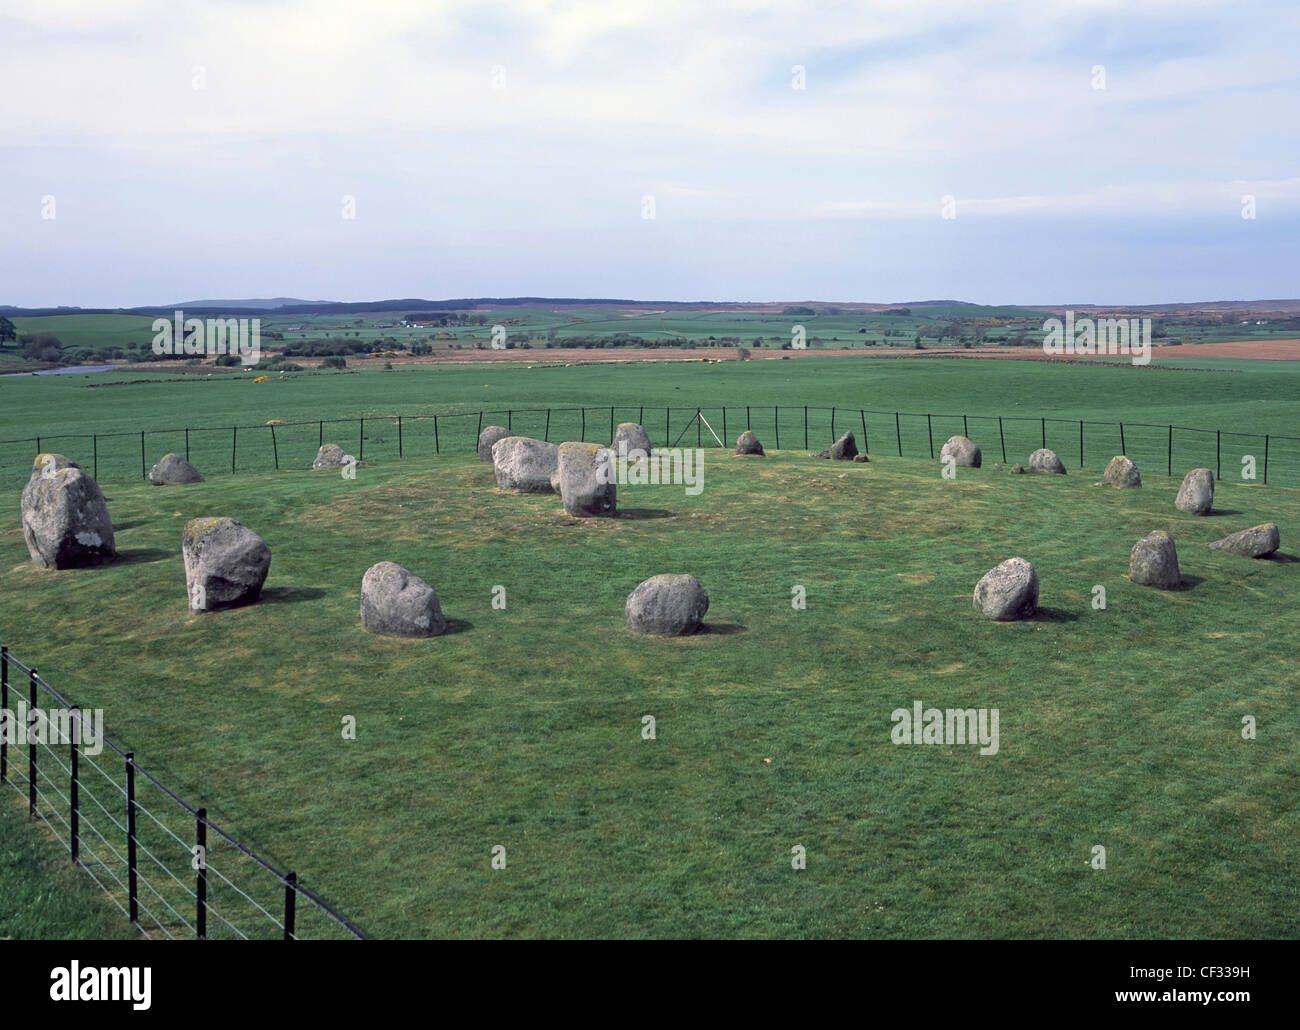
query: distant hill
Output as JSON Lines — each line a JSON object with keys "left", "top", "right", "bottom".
{"left": 168, "top": 297, "right": 327, "bottom": 310}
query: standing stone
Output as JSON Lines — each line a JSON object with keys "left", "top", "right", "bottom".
{"left": 612, "top": 423, "right": 652, "bottom": 460}
{"left": 1208, "top": 523, "right": 1280, "bottom": 559}
{"left": 360, "top": 561, "right": 446, "bottom": 637}
{"left": 557, "top": 441, "right": 616, "bottom": 516}
{"left": 21, "top": 468, "right": 116, "bottom": 569}
{"left": 182, "top": 517, "right": 271, "bottom": 610}
{"left": 149, "top": 453, "right": 204, "bottom": 485}
{"left": 941, "top": 435, "right": 982, "bottom": 468}
{"left": 972, "top": 557, "right": 1038, "bottom": 620}
{"left": 827, "top": 432, "right": 859, "bottom": 461}
{"left": 735, "top": 431, "right": 765, "bottom": 456}
{"left": 492, "top": 436, "right": 560, "bottom": 493}
{"left": 1175, "top": 468, "right": 1214, "bottom": 515}
{"left": 1103, "top": 455, "right": 1141, "bottom": 487}
{"left": 313, "top": 443, "right": 356, "bottom": 471}
{"left": 1028, "top": 448, "right": 1066, "bottom": 474}
{"left": 1129, "top": 531, "right": 1181, "bottom": 588}
{"left": 625, "top": 574, "right": 709, "bottom": 635}
{"left": 478, "top": 426, "right": 515, "bottom": 463}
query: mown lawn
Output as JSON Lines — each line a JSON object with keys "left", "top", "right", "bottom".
{"left": 1, "top": 443, "right": 1296, "bottom": 938}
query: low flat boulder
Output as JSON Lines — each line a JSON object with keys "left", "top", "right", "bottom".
{"left": 853, "top": 453, "right": 870, "bottom": 463}
{"left": 1175, "top": 468, "right": 1214, "bottom": 515}
{"left": 972, "top": 557, "right": 1038, "bottom": 621}
{"left": 941, "top": 435, "right": 981, "bottom": 468}
{"left": 360, "top": 561, "right": 446, "bottom": 637}
{"left": 1129, "top": 530, "right": 1180, "bottom": 588}
{"left": 1103, "top": 455, "right": 1141, "bottom": 487}
{"left": 477, "top": 426, "right": 515, "bottom": 463}
{"left": 735, "top": 430, "right": 764, "bottom": 456}
{"left": 625, "top": 574, "right": 709, "bottom": 635}
{"left": 149, "top": 453, "right": 203, "bottom": 485}
{"left": 1028, "top": 448, "right": 1065, "bottom": 474}
{"left": 21, "top": 468, "right": 116, "bottom": 569}
{"left": 182, "top": 517, "right": 271, "bottom": 610}
{"left": 313, "top": 443, "right": 356, "bottom": 471}
{"left": 492, "top": 436, "right": 560, "bottom": 493}
{"left": 828, "top": 432, "right": 859, "bottom": 461}
{"left": 612, "top": 422, "right": 652, "bottom": 460}
{"left": 1209, "top": 523, "right": 1279, "bottom": 559}
{"left": 557, "top": 441, "right": 616, "bottom": 516}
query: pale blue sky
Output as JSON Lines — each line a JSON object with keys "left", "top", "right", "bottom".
{"left": 1, "top": 0, "right": 1297, "bottom": 307}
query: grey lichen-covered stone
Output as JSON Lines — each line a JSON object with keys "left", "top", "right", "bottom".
{"left": 491, "top": 436, "right": 560, "bottom": 493}
{"left": 557, "top": 441, "right": 616, "bottom": 516}
{"left": 735, "top": 431, "right": 765, "bottom": 456}
{"left": 360, "top": 561, "right": 446, "bottom": 637}
{"left": 611, "top": 422, "right": 652, "bottom": 460}
{"left": 149, "top": 453, "right": 203, "bottom": 485}
{"left": 1129, "top": 530, "right": 1181, "bottom": 588}
{"left": 972, "top": 557, "right": 1038, "bottom": 620}
{"left": 1175, "top": 468, "right": 1214, "bottom": 515}
{"left": 1208, "top": 523, "right": 1280, "bottom": 559}
{"left": 1103, "top": 455, "right": 1141, "bottom": 487}
{"left": 941, "top": 435, "right": 981, "bottom": 468}
{"left": 313, "top": 443, "right": 356, "bottom": 471}
{"left": 625, "top": 574, "right": 709, "bottom": 635}
{"left": 1010, "top": 464, "right": 1026, "bottom": 474}
{"left": 29, "top": 453, "right": 81, "bottom": 480}
{"left": 477, "top": 426, "right": 515, "bottom": 463}
{"left": 853, "top": 453, "right": 870, "bottom": 463}
{"left": 182, "top": 517, "right": 270, "bottom": 610}
{"left": 827, "top": 432, "right": 859, "bottom": 461}
{"left": 21, "top": 467, "right": 116, "bottom": 569}
{"left": 1028, "top": 448, "right": 1066, "bottom": 474}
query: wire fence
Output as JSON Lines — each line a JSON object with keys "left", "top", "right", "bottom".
{"left": 0, "top": 646, "right": 367, "bottom": 940}
{"left": 2, "top": 405, "right": 1295, "bottom": 488}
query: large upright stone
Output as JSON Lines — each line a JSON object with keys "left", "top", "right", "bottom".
{"left": 360, "top": 562, "right": 446, "bottom": 637}
{"left": 477, "top": 426, "right": 515, "bottom": 463}
{"left": 1103, "top": 455, "right": 1141, "bottom": 487}
{"left": 182, "top": 517, "right": 271, "bottom": 610}
{"left": 941, "top": 435, "right": 981, "bottom": 468}
{"left": 827, "top": 432, "right": 859, "bottom": 461}
{"left": 1028, "top": 448, "right": 1066, "bottom": 474}
{"left": 1129, "top": 531, "right": 1180, "bottom": 588}
{"left": 1175, "top": 468, "right": 1214, "bottom": 515}
{"left": 1209, "top": 523, "right": 1280, "bottom": 559}
{"left": 972, "top": 557, "right": 1038, "bottom": 621}
{"left": 149, "top": 453, "right": 203, "bottom": 485}
{"left": 625, "top": 574, "right": 709, "bottom": 635}
{"left": 611, "top": 423, "right": 652, "bottom": 460}
{"left": 735, "top": 431, "right": 765, "bottom": 456}
{"left": 313, "top": 443, "right": 355, "bottom": 471}
{"left": 557, "top": 441, "right": 616, "bottom": 516}
{"left": 21, "top": 468, "right": 116, "bottom": 569}
{"left": 492, "top": 436, "right": 560, "bottom": 493}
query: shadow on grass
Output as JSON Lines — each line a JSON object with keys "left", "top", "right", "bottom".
{"left": 618, "top": 508, "right": 675, "bottom": 520}
{"left": 259, "top": 586, "right": 328, "bottom": 605}
{"left": 1266, "top": 551, "right": 1300, "bottom": 564}
{"left": 441, "top": 618, "right": 474, "bottom": 635}
{"left": 1209, "top": 508, "right": 1244, "bottom": 517}
{"left": 1033, "top": 606, "right": 1079, "bottom": 623}
{"left": 114, "top": 548, "right": 174, "bottom": 564}
{"left": 1172, "top": 575, "right": 1206, "bottom": 591}
{"left": 700, "top": 622, "right": 747, "bottom": 635}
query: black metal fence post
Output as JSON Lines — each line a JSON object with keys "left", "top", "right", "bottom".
{"left": 69, "top": 708, "right": 79, "bottom": 863}
{"left": 746, "top": 405, "right": 751, "bottom": 431}
{"left": 270, "top": 425, "right": 279, "bottom": 470}
{"left": 1040, "top": 417, "right": 1046, "bottom": 450}
{"left": 831, "top": 407, "right": 836, "bottom": 440}
{"left": 434, "top": 415, "right": 440, "bottom": 454}
{"left": 927, "top": 414, "right": 934, "bottom": 459}
{"left": 196, "top": 808, "right": 208, "bottom": 939}
{"left": 359, "top": 418, "right": 364, "bottom": 461}
{"left": 803, "top": 406, "right": 808, "bottom": 450}
{"left": 126, "top": 753, "right": 138, "bottom": 923}
{"left": 398, "top": 415, "right": 403, "bottom": 458}
{"left": 476, "top": 412, "right": 483, "bottom": 441}
{"left": 28, "top": 670, "right": 37, "bottom": 817}
{"left": 284, "top": 872, "right": 297, "bottom": 941}
{"left": 140, "top": 431, "right": 146, "bottom": 480}
{"left": 318, "top": 421, "right": 323, "bottom": 447}
{"left": 509, "top": 410, "right": 514, "bottom": 432}
{"left": 666, "top": 408, "right": 671, "bottom": 447}
{"left": 93, "top": 435, "right": 98, "bottom": 480}
{"left": 998, "top": 416, "right": 1006, "bottom": 463}
{"left": 963, "top": 415, "right": 969, "bottom": 436}
{"left": 1079, "top": 420, "right": 1084, "bottom": 468}
{"left": 544, "top": 409, "right": 550, "bottom": 443}
{"left": 1264, "top": 435, "right": 1270, "bottom": 484}
{"left": 231, "top": 427, "right": 237, "bottom": 473}
{"left": 609, "top": 406, "right": 614, "bottom": 442}
{"left": 895, "top": 412, "right": 901, "bottom": 456}
{"left": 1216, "top": 430, "right": 1221, "bottom": 480}
{"left": 860, "top": 410, "right": 868, "bottom": 452}
{"left": 774, "top": 407, "right": 780, "bottom": 450}
{"left": 1119, "top": 422, "right": 1126, "bottom": 455}
{"left": 184, "top": 428, "right": 189, "bottom": 464}
{"left": 1168, "top": 425, "right": 1173, "bottom": 476}
{"left": 697, "top": 408, "right": 702, "bottom": 448}
{"left": 580, "top": 408, "right": 586, "bottom": 442}
{"left": 722, "top": 408, "right": 728, "bottom": 446}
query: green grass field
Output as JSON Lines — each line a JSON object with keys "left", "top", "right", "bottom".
{"left": 2, "top": 355, "right": 1299, "bottom": 937}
